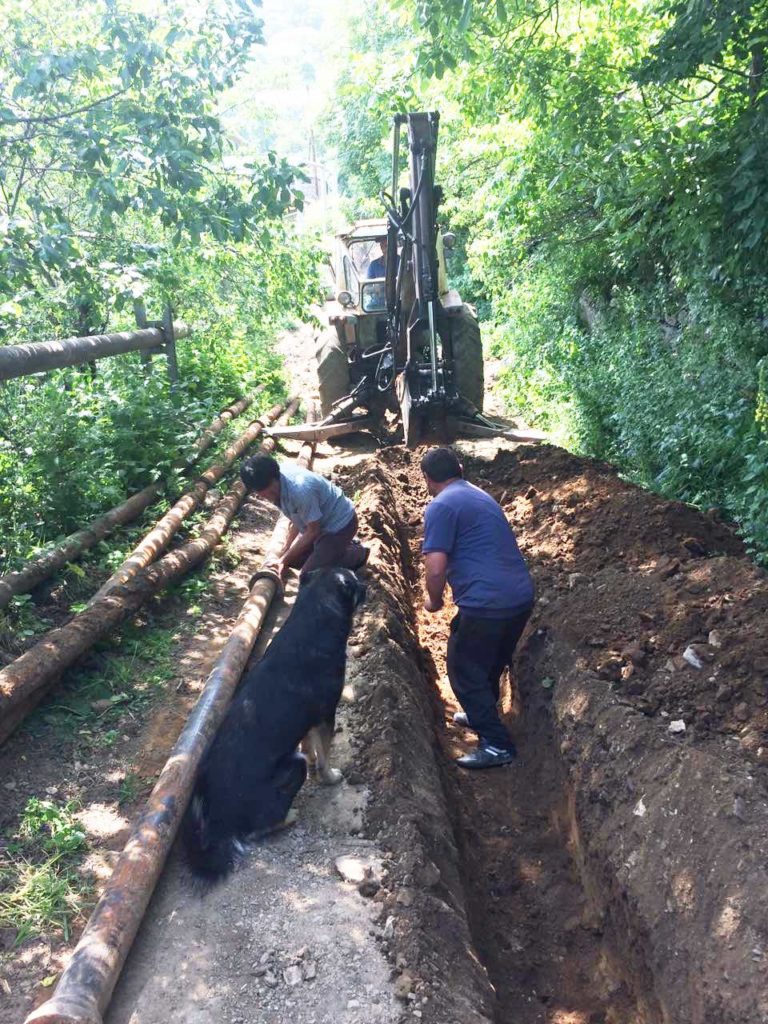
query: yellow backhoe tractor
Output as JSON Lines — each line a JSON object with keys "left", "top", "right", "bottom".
{"left": 270, "top": 111, "right": 542, "bottom": 448}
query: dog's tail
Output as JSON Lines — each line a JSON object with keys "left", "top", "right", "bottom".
{"left": 182, "top": 794, "right": 240, "bottom": 883}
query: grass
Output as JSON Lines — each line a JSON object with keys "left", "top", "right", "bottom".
{"left": 0, "top": 798, "right": 91, "bottom": 945}
{"left": 32, "top": 619, "right": 181, "bottom": 743}
{"left": 117, "top": 770, "right": 146, "bottom": 806}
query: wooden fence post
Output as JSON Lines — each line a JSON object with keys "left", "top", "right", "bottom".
{"left": 162, "top": 301, "right": 179, "bottom": 384}
{"left": 133, "top": 298, "right": 153, "bottom": 369}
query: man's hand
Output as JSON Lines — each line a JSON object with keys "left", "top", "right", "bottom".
{"left": 423, "top": 551, "right": 448, "bottom": 614}
{"left": 264, "top": 555, "right": 286, "bottom": 578}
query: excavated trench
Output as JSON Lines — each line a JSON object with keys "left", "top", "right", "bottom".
{"left": 338, "top": 442, "right": 768, "bottom": 1024}
{"left": 343, "top": 451, "right": 645, "bottom": 1024}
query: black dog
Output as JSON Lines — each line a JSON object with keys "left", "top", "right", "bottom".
{"left": 183, "top": 567, "right": 366, "bottom": 881}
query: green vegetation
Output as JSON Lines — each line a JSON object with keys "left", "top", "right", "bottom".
{"left": 0, "top": 798, "right": 90, "bottom": 944}
{"left": 117, "top": 771, "right": 145, "bottom": 807}
{"left": 3, "top": 0, "right": 767, "bottom": 567}
{"left": 325, "top": 0, "right": 768, "bottom": 561}
{"left": 0, "top": 0, "right": 322, "bottom": 574}
{"left": 32, "top": 616, "right": 181, "bottom": 740}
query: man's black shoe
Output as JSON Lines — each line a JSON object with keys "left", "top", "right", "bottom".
{"left": 455, "top": 743, "right": 517, "bottom": 770}
{"left": 347, "top": 542, "right": 370, "bottom": 571}
{"left": 354, "top": 545, "right": 371, "bottom": 570}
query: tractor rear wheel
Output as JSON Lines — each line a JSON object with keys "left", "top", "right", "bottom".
{"left": 449, "top": 305, "right": 484, "bottom": 412}
{"left": 316, "top": 331, "right": 350, "bottom": 417}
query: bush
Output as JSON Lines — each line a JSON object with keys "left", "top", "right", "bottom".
{"left": 0, "top": 233, "right": 322, "bottom": 571}
{"left": 491, "top": 255, "right": 768, "bottom": 562}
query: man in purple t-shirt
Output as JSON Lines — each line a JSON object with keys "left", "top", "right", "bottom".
{"left": 421, "top": 447, "right": 534, "bottom": 769}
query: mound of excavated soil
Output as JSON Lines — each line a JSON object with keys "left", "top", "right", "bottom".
{"left": 481, "top": 444, "right": 767, "bottom": 758}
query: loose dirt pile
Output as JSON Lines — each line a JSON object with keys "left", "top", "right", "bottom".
{"left": 486, "top": 443, "right": 767, "bottom": 751}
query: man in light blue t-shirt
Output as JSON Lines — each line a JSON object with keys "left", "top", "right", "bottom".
{"left": 240, "top": 455, "right": 369, "bottom": 578}
{"left": 421, "top": 447, "right": 534, "bottom": 770}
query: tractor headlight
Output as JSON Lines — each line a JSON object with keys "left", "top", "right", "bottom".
{"left": 337, "top": 289, "right": 354, "bottom": 307}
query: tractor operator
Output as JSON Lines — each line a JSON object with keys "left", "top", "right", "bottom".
{"left": 367, "top": 237, "right": 389, "bottom": 279}
{"left": 420, "top": 447, "right": 534, "bottom": 770}
{"left": 240, "top": 454, "right": 369, "bottom": 578}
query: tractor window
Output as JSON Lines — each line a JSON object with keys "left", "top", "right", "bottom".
{"left": 342, "top": 254, "right": 359, "bottom": 294}
{"left": 349, "top": 239, "right": 385, "bottom": 279}
{"left": 360, "top": 281, "right": 387, "bottom": 312}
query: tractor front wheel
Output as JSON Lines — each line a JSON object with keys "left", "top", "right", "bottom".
{"left": 449, "top": 306, "right": 484, "bottom": 412}
{"left": 316, "top": 331, "right": 351, "bottom": 417}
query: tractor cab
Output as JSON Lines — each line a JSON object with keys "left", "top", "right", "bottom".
{"left": 330, "top": 219, "right": 389, "bottom": 321}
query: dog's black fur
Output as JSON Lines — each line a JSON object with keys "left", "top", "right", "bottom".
{"left": 183, "top": 567, "right": 366, "bottom": 881}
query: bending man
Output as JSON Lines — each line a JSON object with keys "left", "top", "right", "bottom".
{"left": 240, "top": 454, "right": 369, "bottom": 578}
{"left": 421, "top": 447, "right": 534, "bottom": 769}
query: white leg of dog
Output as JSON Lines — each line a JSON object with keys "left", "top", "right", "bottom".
{"left": 305, "top": 724, "right": 343, "bottom": 786}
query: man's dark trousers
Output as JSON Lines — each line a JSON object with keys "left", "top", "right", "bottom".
{"left": 447, "top": 608, "right": 532, "bottom": 751}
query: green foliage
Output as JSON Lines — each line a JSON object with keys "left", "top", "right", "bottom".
{"left": 490, "top": 254, "right": 768, "bottom": 559}
{"left": 320, "top": 0, "right": 421, "bottom": 219}
{"left": 16, "top": 799, "right": 87, "bottom": 858}
{"left": 0, "top": 0, "right": 307, "bottom": 308}
{"left": 0, "top": 1, "right": 325, "bottom": 574}
{"left": 325, "top": 0, "right": 768, "bottom": 561}
{"left": 0, "top": 798, "right": 90, "bottom": 943}
{"left": 117, "top": 771, "right": 145, "bottom": 806}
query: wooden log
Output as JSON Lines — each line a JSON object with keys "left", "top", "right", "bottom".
{"left": 0, "top": 324, "right": 191, "bottom": 381}
{"left": 87, "top": 398, "right": 298, "bottom": 604}
{"left": 0, "top": 391, "right": 262, "bottom": 610}
{"left": 0, "top": 401, "right": 298, "bottom": 744}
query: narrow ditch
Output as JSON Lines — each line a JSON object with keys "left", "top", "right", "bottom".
{"left": 343, "top": 448, "right": 657, "bottom": 1024}
{"left": 385, "top": 450, "right": 651, "bottom": 1024}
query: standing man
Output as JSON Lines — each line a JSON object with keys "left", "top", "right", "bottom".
{"left": 421, "top": 447, "right": 534, "bottom": 769}
{"left": 240, "top": 454, "right": 369, "bottom": 578}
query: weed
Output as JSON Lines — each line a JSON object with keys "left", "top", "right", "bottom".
{"left": 117, "top": 771, "right": 144, "bottom": 806}
{"left": 94, "top": 729, "right": 120, "bottom": 749}
{"left": 176, "top": 574, "right": 209, "bottom": 599}
{"left": 0, "top": 596, "right": 51, "bottom": 652}
{"left": 17, "top": 799, "right": 86, "bottom": 857}
{"left": 0, "top": 798, "right": 91, "bottom": 944}
{"left": 26, "top": 618, "right": 180, "bottom": 743}
{"left": 211, "top": 534, "right": 240, "bottom": 570}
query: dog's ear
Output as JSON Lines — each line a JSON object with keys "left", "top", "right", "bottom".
{"left": 335, "top": 569, "right": 366, "bottom": 607}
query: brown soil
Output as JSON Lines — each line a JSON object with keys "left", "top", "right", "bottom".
{"left": 346, "top": 450, "right": 644, "bottom": 1024}
{"left": 480, "top": 443, "right": 767, "bottom": 755}
{"left": 341, "top": 441, "right": 768, "bottom": 1024}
